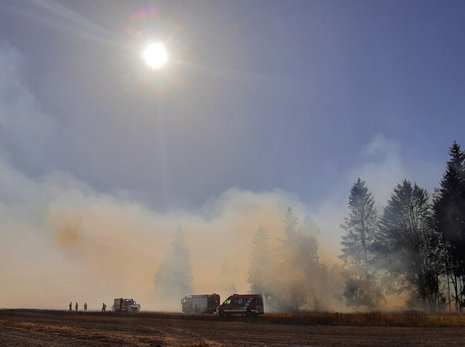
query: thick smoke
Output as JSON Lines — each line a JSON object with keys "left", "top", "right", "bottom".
{"left": 0, "top": 128, "right": 439, "bottom": 313}
{"left": 0, "top": 42, "right": 440, "bottom": 313}
{"left": 0, "top": 137, "right": 427, "bottom": 312}
{"left": 0, "top": 150, "right": 355, "bottom": 311}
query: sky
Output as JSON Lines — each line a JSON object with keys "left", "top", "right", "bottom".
{"left": 0, "top": 0, "right": 465, "bottom": 309}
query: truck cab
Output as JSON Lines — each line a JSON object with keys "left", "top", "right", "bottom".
{"left": 216, "top": 294, "right": 264, "bottom": 317}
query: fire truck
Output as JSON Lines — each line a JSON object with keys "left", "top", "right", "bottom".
{"left": 112, "top": 298, "right": 141, "bottom": 312}
{"left": 181, "top": 294, "right": 220, "bottom": 314}
{"left": 216, "top": 294, "right": 264, "bottom": 317}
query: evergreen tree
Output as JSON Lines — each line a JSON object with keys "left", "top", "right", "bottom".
{"left": 154, "top": 228, "right": 192, "bottom": 308}
{"left": 374, "top": 180, "right": 442, "bottom": 310}
{"left": 283, "top": 206, "right": 299, "bottom": 250}
{"left": 283, "top": 207, "right": 319, "bottom": 267}
{"left": 248, "top": 226, "right": 272, "bottom": 299}
{"left": 340, "top": 178, "right": 382, "bottom": 308}
{"left": 433, "top": 142, "right": 465, "bottom": 309}
{"left": 340, "top": 178, "right": 378, "bottom": 267}
{"left": 220, "top": 260, "right": 237, "bottom": 294}
{"left": 273, "top": 207, "right": 320, "bottom": 311}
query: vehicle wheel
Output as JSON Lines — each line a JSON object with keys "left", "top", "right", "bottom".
{"left": 218, "top": 309, "right": 225, "bottom": 318}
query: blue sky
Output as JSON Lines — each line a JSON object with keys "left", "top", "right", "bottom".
{"left": 1, "top": 0, "right": 464, "bottom": 210}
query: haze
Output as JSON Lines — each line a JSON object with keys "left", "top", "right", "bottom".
{"left": 0, "top": 0, "right": 464, "bottom": 310}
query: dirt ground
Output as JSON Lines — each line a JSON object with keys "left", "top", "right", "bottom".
{"left": 1, "top": 309, "right": 465, "bottom": 346}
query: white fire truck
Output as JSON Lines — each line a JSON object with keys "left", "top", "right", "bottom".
{"left": 181, "top": 294, "right": 220, "bottom": 314}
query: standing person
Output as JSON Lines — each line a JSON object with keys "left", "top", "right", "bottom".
{"left": 69, "top": 302, "right": 72, "bottom": 311}
{"left": 84, "top": 302, "right": 88, "bottom": 312}
{"left": 102, "top": 303, "right": 106, "bottom": 312}
{"left": 75, "top": 302, "right": 78, "bottom": 311}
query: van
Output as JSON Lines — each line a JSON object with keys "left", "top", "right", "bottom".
{"left": 216, "top": 294, "right": 264, "bottom": 317}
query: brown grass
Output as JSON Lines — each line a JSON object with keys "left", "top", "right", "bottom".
{"left": 262, "top": 310, "right": 465, "bottom": 327}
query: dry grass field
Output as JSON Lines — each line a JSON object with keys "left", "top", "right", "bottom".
{"left": 1, "top": 309, "right": 465, "bottom": 346}
{"left": 261, "top": 310, "right": 465, "bottom": 327}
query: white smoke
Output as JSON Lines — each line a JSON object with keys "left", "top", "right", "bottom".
{"left": 0, "top": 40, "right": 444, "bottom": 313}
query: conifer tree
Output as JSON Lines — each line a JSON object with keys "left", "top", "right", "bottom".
{"left": 433, "top": 142, "right": 465, "bottom": 309}
{"left": 155, "top": 228, "right": 192, "bottom": 307}
{"left": 340, "top": 178, "right": 382, "bottom": 308}
{"left": 273, "top": 207, "right": 320, "bottom": 311}
{"left": 220, "top": 260, "right": 237, "bottom": 294}
{"left": 248, "top": 226, "right": 272, "bottom": 300}
{"left": 374, "top": 180, "right": 441, "bottom": 310}
{"left": 248, "top": 226, "right": 271, "bottom": 294}
{"left": 340, "top": 178, "right": 377, "bottom": 267}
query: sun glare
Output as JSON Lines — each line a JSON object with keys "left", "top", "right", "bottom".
{"left": 142, "top": 42, "right": 168, "bottom": 70}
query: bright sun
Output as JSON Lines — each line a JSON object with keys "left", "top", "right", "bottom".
{"left": 142, "top": 42, "right": 168, "bottom": 70}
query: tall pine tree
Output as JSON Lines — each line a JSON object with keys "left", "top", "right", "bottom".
{"left": 154, "top": 228, "right": 193, "bottom": 308}
{"left": 273, "top": 207, "right": 320, "bottom": 311}
{"left": 340, "top": 178, "right": 382, "bottom": 308}
{"left": 433, "top": 141, "right": 465, "bottom": 309}
{"left": 248, "top": 226, "right": 272, "bottom": 302}
{"left": 374, "top": 180, "right": 441, "bottom": 310}
{"left": 340, "top": 178, "right": 377, "bottom": 267}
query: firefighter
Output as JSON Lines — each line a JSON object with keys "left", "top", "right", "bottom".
{"left": 102, "top": 303, "right": 106, "bottom": 312}
{"left": 75, "top": 302, "right": 79, "bottom": 311}
{"left": 84, "top": 302, "right": 88, "bottom": 312}
{"left": 69, "top": 302, "right": 72, "bottom": 311}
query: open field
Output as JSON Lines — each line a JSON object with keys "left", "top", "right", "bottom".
{"left": 1, "top": 309, "right": 465, "bottom": 346}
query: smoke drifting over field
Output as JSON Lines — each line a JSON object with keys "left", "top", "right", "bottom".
{"left": 0, "top": 40, "right": 442, "bottom": 313}
{"left": 0, "top": 123, "right": 438, "bottom": 313}
{"left": 0, "top": 153, "right": 338, "bottom": 310}
{"left": 0, "top": 135, "right": 430, "bottom": 312}
{"left": 0, "top": 40, "right": 347, "bottom": 312}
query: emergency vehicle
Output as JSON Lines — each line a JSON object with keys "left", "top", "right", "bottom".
{"left": 216, "top": 294, "right": 264, "bottom": 317}
{"left": 112, "top": 298, "right": 141, "bottom": 312}
{"left": 181, "top": 294, "right": 220, "bottom": 314}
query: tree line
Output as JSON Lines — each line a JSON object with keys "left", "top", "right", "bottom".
{"left": 152, "top": 141, "right": 465, "bottom": 313}
{"left": 154, "top": 209, "right": 325, "bottom": 312}
{"left": 340, "top": 142, "right": 465, "bottom": 312}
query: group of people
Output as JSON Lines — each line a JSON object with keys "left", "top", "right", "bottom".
{"left": 68, "top": 301, "right": 87, "bottom": 311}
{"left": 68, "top": 302, "right": 107, "bottom": 312}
